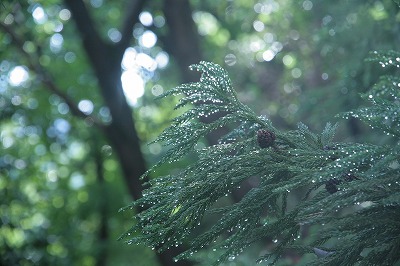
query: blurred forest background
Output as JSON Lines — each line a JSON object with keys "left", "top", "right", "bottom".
{"left": 0, "top": 0, "right": 398, "bottom": 265}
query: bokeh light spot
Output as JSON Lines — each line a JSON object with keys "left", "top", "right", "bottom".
{"left": 224, "top": 54, "right": 237, "bottom": 66}
{"left": 137, "top": 53, "right": 157, "bottom": 71}
{"left": 90, "top": 0, "right": 103, "bottom": 8}
{"left": 302, "top": 0, "right": 313, "bottom": 11}
{"left": 108, "top": 28, "right": 122, "bottom": 43}
{"left": 54, "top": 118, "right": 70, "bottom": 134}
{"left": 50, "top": 33, "right": 64, "bottom": 53}
{"left": 291, "top": 68, "right": 302, "bottom": 78}
{"left": 139, "top": 30, "right": 157, "bottom": 48}
{"left": 59, "top": 9, "right": 71, "bottom": 21}
{"left": 121, "top": 70, "right": 145, "bottom": 106}
{"left": 153, "top": 15, "right": 166, "bottom": 27}
{"left": 64, "top": 52, "right": 76, "bottom": 63}
{"left": 282, "top": 54, "right": 295, "bottom": 68}
{"left": 262, "top": 50, "right": 275, "bottom": 61}
{"left": 155, "top": 52, "right": 169, "bottom": 69}
{"left": 151, "top": 85, "right": 164, "bottom": 96}
{"left": 139, "top": 11, "right": 153, "bottom": 26}
{"left": 78, "top": 99, "right": 94, "bottom": 115}
{"left": 8, "top": 66, "right": 29, "bottom": 86}
{"left": 32, "top": 6, "right": 47, "bottom": 24}
{"left": 253, "top": 20, "right": 265, "bottom": 32}
{"left": 69, "top": 172, "right": 85, "bottom": 190}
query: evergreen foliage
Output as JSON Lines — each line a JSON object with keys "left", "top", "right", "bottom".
{"left": 120, "top": 55, "right": 400, "bottom": 265}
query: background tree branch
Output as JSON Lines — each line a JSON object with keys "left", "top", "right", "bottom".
{"left": 0, "top": 21, "right": 103, "bottom": 127}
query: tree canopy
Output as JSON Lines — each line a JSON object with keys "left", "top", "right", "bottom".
{"left": 0, "top": 0, "right": 399, "bottom": 265}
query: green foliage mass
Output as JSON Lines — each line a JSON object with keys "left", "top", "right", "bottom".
{"left": 1, "top": 1, "right": 398, "bottom": 265}
{"left": 121, "top": 56, "right": 400, "bottom": 265}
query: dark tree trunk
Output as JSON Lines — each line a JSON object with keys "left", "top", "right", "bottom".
{"left": 163, "top": 0, "right": 203, "bottom": 83}
{"left": 64, "top": 0, "right": 146, "bottom": 201}
{"left": 64, "top": 1, "right": 194, "bottom": 265}
{"left": 94, "top": 140, "right": 108, "bottom": 266}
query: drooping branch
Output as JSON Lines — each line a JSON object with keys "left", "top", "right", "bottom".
{"left": 161, "top": 0, "right": 260, "bottom": 206}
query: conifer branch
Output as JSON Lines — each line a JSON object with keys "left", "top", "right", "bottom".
{"left": 120, "top": 57, "right": 400, "bottom": 265}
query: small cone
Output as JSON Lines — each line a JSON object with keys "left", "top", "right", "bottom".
{"left": 325, "top": 178, "right": 342, "bottom": 194}
{"left": 257, "top": 129, "right": 276, "bottom": 148}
